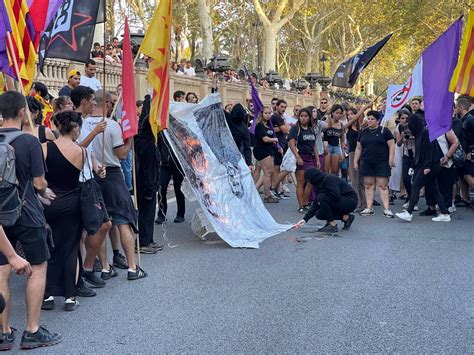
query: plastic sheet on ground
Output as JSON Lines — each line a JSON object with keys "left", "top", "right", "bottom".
{"left": 165, "top": 94, "right": 291, "bottom": 248}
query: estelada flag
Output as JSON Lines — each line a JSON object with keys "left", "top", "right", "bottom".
{"left": 38, "top": 0, "right": 105, "bottom": 73}
{"left": 139, "top": 0, "right": 172, "bottom": 138}
{"left": 332, "top": 34, "right": 392, "bottom": 88}
{"left": 3, "top": 0, "right": 36, "bottom": 91}
{"left": 449, "top": 10, "right": 474, "bottom": 96}
{"left": 121, "top": 18, "right": 137, "bottom": 140}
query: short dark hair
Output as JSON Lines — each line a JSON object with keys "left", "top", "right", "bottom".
{"left": 31, "top": 82, "right": 49, "bottom": 98}
{"left": 113, "top": 37, "right": 119, "bottom": 41}
{"left": 411, "top": 97, "right": 423, "bottom": 104}
{"left": 271, "top": 97, "right": 279, "bottom": 103}
{"left": 276, "top": 99, "right": 287, "bottom": 106}
{"left": 185, "top": 92, "right": 198, "bottom": 102}
{"left": 71, "top": 85, "right": 94, "bottom": 108}
{"left": 0, "top": 91, "right": 26, "bottom": 120}
{"left": 94, "top": 42, "right": 100, "bottom": 47}
{"left": 367, "top": 110, "right": 380, "bottom": 120}
{"left": 54, "top": 111, "right": 83, "bottom": 135}
{"left": 456, "top": 96, "right": 472, "bottom": 111}
{"left": 136, "top": 100, "right": 144, "bottom": 108}
{"left": 173, "top": 90, "right": 185, "bottom": 101}
{"left": 86, "top": 59, "right": 96, "bottom": 67}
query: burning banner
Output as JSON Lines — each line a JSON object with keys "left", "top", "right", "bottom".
{"left": 166, "top": 94, "right": 291, "bottom": 248}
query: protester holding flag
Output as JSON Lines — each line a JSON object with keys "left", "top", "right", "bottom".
{"left": 396, "top": 114, "right": 451, "bottom": 222}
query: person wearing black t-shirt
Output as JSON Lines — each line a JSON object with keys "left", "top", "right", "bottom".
{"left": 345, "top": 106, "right": 367, "bottom": 212}
{"left": 323, "top": 104, "right": 345, "bottom": 175}
{"left": 271, "top": 99, "right": 289, "bottom": 196}
{"left": 316, "top": 97, "right": 329, "bottom": 122}
{"left": 354, "top": 110, "right": 395, "bottom": 218}
{"left": 254, "top": 107, "right": 280, "bottom": 203}
{"left": 0, "top": 91, "right": 61, "bottom": 349}
{"left": 287, "top": 107, "right": 320, "bottom": 212}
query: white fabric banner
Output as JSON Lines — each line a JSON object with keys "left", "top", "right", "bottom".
{"left": 166, "top": 94, "right": 291, "bottom": 248}
{"left": 383, "top": 59, "right": 423, "bottom": 125}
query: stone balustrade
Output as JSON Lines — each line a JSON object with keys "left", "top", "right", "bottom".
{"left": 36, "top": 59, "right": 318, "bottom": 110}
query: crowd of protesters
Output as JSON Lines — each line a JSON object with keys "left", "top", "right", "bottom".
{"left": 0, "top": 68, "right": 473, "bottom": 350}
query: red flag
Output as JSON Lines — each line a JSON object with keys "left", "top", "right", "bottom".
{"left": 121, "top": 17, "right": 137, "bottom": 140}
{"left": 28, "top": 0, "right": 48, "bottom": 49}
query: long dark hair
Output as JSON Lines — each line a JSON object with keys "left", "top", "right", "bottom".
{"left": 297, "top": 107, "right": 312, "bottom": 128}
{"left": 347, "top": 107, "right": 360, "bottom": 131}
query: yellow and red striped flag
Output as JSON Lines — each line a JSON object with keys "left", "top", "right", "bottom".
{"left": 139, "top": 0, "right": 172, "bottom": 138}
{"left": 449, "top": 10, "right": 474, "bottom": 96}
{"left": 4, "top": 0, "right": 37, "bottom": 92}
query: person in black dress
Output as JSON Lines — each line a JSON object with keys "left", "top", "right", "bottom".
{"left": 41, "top": 112, "right": 85, "bottom": 311}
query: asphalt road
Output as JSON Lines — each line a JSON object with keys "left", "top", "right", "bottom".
{"left": 7, "top": 187, "right": 474, "bottom": 353}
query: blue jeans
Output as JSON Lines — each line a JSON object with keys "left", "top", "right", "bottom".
{"left": 121, "top": 150, "right": 133, "bottom": 191}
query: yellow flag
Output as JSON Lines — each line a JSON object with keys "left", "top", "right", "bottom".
{"left": 140, "top": 0, "right": 172, "bottom": 138}
{"left": 449, "top": 10, "right": 474, "bottom": 96}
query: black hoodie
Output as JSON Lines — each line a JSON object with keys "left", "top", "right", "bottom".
{"left": 408, "top": 113, "right": 441, "bottom": 170}
{"left": 225, "top": 103, "right": 252, "bottom": 166}
{"left": 134, "top": 95, "right": 160, "bottom": 198}
{"left": 303, "top": 168, "right": 357, "bottom": 222}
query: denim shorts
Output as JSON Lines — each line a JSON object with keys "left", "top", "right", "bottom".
{"left": 327, "top": 145, "right": 342, "bottom": 155}
{"left": 109, "top": 212, "right": 129, "bottom": 226}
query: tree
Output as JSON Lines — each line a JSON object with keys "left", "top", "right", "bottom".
{"left": 252, "top": 0, "right": 304, "bottom": 72}
{"left": 196, "top": 0, "right": 214, "bottom": 60}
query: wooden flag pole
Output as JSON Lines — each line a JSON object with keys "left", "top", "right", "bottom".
{"left": 6, "top": 32, "right": 35, "bottom": 130}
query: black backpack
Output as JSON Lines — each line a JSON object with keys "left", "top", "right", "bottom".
{"left": 0, "top": 131, "right": 27, "bottom": 226}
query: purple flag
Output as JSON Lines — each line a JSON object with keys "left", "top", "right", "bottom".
{"left": 45, "top": 0, "right": 65, "bottom": 30}
{"left": 422, "top": 18, "right": 462, "bottom": 141}
{"left": 0, "top": 2, "right": 15, "bottom": 79}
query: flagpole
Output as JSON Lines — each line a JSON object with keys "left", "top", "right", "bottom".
{"left": 101, "top": 24, "right": 107, "bottom": 166}
{"left": 6, "top": 31, "right": 35, "bottom": 130}
{"left": 131, "top": 137, "right": 141, "bottom": 267}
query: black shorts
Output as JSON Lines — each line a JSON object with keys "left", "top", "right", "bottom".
{"left": 462, "top": 160, "right": 474, "bottom": 176}
{"left": 0, "top": 225, "right": 50, "bottom": 266}
{"left": 360, "top": 159, "right": 391, "bottom": 177}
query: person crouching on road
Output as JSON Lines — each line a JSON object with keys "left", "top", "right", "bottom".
{"left": 294, "top": 168, "right": 358, "bottom": 233}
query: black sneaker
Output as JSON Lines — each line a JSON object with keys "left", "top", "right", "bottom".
{"left": 150, "top": 242, "right": 164, "bottom": 251}
{"left": 174, "top": 216, "right": 185, "bottom": 223}
{"left": 101, "top": 265, "right": 118, "bottom": 281}
{"left": 0, "top": 327, "right": 16, "bottom": 351}
{"left": 93, "top": 258, "right": 102, "bottom": 272}
{"left": 64, "top": 298, "right": 79, "bottom": 312}
{"left": 155, "top": 216, "right": 166, "bottom": 224}
{"left": 83, "top": 271, "right": 106, "bottom": 288}
{"left": 20, "top": 326, "right": 62, "bottom": 349}
{"left": 136, "top": 245, "right": 157, "bottom": 254}
{"left": 41, "top": 296, "right": 55, "bottom": 310}
{"left": 113, "top": 252, "right": 129, "bottom": 269}
{"left": 342, "top": 214, "right": 355, "bottom": 230}
{"left": 127, "top": 267, "right": 147, "bottom": 281}
{"left": 76, "top": 281, "right": 97, "bottom": 298}
{"left": 419, "top": 208, "right": 437, "bottom": 216}
{"left": 317, "top": 223, "right": 338, "bottom": 233}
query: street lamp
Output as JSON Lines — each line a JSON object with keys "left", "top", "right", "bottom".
{"left": 263, "top": 70, "right": 283, "bottom": 89}
{"left": 207, "top": 54, "right": 232, "bottom": 73}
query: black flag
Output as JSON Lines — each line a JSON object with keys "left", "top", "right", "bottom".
{"left": 331, "top": 34, "right": 392, "bottom": 88}
{"left": 39, "top": 0, "right": 106, "bottom": 73}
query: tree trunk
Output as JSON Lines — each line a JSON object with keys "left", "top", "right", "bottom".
{"left": 196, "top": 0, "right": 214, "bottom": 61}
{"left": 305, "top": 52, "right": 313, "bottom": 74}
{"left": 263, "top": 25, "right": 278, "bottom": 72}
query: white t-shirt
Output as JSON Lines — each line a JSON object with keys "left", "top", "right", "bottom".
{"left": 78, "top": 116, "right": 124, "bottom": 168}
{"left": 184, "top": 67, "right": 196, "bottom": 76}
{"left": 80, "top": 75, "right": 102, "bottom": 91}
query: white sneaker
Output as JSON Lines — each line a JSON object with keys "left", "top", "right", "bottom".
{"left": 413, "top": 204, "right": 419, "bottom": 211}
{"left": 282, "top": 184, "right": 290, "bottom": 194}
{"left": 432, "top": 214, "right": 451, "bottom": 222}
{"left": 396, "top": 211, "right": 413, "bottom": 222}
{"left": 402, "top": 202, "right": 409, "bottom": 209}
{"left": 448, "top": 205, "right": 456, "bottom": 213}
{"left": 383, "top": 209, "right": 395, "bottom": 218}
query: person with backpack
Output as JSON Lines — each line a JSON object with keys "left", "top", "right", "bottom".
{"left": 0, "top": 91, "right": 61, "bottom": 350}
{"left": 287, "top": 107, "right": 320, "bottom": 212}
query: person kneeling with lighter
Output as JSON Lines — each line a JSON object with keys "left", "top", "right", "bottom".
{"left": 294, "top": 168, "right": 358, "bottom": 233}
